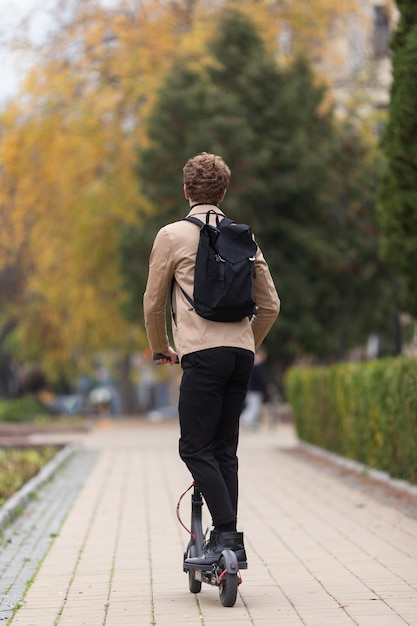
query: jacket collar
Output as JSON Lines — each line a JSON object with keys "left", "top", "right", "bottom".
{"left": 187, "top": 203, "right": 225, "bottom": 218}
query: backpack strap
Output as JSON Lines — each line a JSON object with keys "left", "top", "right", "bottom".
{"left": 171, "top": 276, "right": 195, "bottom": 324}
{"left": 171, "top": 215, "right": 204, "bottom": 322}
{"left": 172, "top": 211, "right": 225, "bottom": 320}
{"left": 184, "top": 215, "right": 205, "bottom": 228}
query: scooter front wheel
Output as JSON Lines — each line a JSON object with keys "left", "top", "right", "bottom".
{"left": 218, "top": 557, "right": 238, "bottom": 607}
{"left": 188, "top": 570, "right": 202, "bottom": 594}
{"left": 185, "top": 546, "right": 202, "bottom": 593}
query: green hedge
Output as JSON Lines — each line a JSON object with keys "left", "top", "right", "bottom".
{"left": 285, "top": 357, "right": 417, "bottom": 484}
{"left": 0, "top": 396, "right": 50, "bottom": 423}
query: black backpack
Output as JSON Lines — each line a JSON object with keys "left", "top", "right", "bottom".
{"left": 175, "top": 209, "right": 258, "bottom": 322}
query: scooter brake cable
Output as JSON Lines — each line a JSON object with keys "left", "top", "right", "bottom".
{"left": 176, "top": 481, "right": 195, "bottom": 537}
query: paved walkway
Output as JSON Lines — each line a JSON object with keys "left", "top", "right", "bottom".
{"left": 5, "top": 417, "right": 417, "bottom": 626}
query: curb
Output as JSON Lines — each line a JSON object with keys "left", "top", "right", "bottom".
{"left": 0, "top": 444, "right": 77, "bottom": 531}
{"left": 298, "top": 440, "right": 417, "bottom": 500}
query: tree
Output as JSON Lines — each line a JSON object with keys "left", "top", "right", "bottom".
{"left": 129, "top": 8, "right": 394, "bottom": 365}
{"left": 0, "top": 0, "right": 184, "bottom": 379}
{"left": 377, "top": 0, "right": 417, "bottom": 317}
{"left": 2, "top": 0, "right": 232, "bottom": 379}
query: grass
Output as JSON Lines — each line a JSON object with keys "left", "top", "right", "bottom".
{"left": 0, "top": 396, "right": 50, "bottom": 423}
{"left": 0, "top": 446, "right": 59, "bottom": 505}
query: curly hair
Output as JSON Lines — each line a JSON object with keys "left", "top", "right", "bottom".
{"left": 183, "top": 152, "right": 231, "bottom": 205}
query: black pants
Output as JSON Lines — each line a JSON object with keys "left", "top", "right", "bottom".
{"left": 178, "top": 347, "right": 254, "bottom": 528}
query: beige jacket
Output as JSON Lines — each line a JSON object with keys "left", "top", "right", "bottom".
{"left": 143, "top": 204, "right": 280, "bottom": 360}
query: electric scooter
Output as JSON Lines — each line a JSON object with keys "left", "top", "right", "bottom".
{"left": 177, "top": 483, "right": 244, "bottom": 607}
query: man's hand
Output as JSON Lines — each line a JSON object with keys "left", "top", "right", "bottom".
{"left": 153, "top": 347, "right": 179, "bottom": 365}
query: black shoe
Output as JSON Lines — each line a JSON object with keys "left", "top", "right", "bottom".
{"left": 184, "top": 531, "right": 247, "bottom": 570}
{"left": 184, "top": 530, "right": 220, "bottom": 570}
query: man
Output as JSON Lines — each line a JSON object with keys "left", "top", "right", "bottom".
{"left": 240, "top": 346, "right": 268, "bottom": 430}
{"left": 143, "top": 152, "right": 280, "bottom": 568}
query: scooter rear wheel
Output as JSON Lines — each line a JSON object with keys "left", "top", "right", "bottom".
{"left": 218, "top": 557, "right": 238, "bottom": 607}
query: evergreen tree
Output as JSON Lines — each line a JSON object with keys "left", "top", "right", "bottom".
{"left": 377, "top": 1, "right": 417, "bottom": 316}
{"left": 123, "top": 9, "right": 395, "bottom": 362}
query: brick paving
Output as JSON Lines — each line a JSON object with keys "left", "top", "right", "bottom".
{"left": 5, "top": 417, "right": 417, "bottom": 626}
